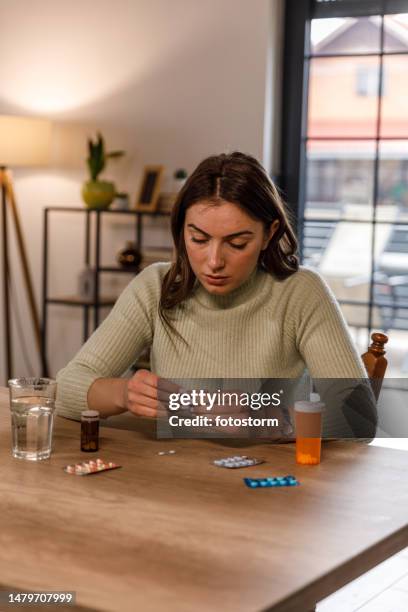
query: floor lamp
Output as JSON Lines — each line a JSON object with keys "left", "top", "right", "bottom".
{"left": 0, "top": 115, "right": 51, "bottom": 383}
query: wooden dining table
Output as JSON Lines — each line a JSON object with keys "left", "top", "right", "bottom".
{"left": 0, "top": 385, "right": 407, "bottom": 612}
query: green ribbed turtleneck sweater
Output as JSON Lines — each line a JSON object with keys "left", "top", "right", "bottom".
{"left": 56, "top": 262, "right": 367, "bottom": 421}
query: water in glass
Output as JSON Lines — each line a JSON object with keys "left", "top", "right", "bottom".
{"left": 11, "top": 396, "right": 55, "bottom": 461}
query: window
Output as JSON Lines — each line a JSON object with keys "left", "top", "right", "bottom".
{"left": 280, "top": 0, "right": 408, "bottom": 376}
{"left": 356, "top": 65, "right": 381, "bottom": 96}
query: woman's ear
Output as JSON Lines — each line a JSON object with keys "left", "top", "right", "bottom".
{"left": 262, "top": 219, "right": 280, "bottom": 250}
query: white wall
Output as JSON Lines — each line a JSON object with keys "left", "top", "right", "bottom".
{"left": 0, "top": 0, "right": 284, "bottom": 383}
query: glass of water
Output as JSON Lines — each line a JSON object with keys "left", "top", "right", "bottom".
{"left": 8, "top": 378, "right": 57, "bottom": 461}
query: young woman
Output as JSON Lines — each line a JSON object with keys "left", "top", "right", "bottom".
{"left": 56, "top": 152, "right": 376, "bottom": 439}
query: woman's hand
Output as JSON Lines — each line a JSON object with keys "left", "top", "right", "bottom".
{"left": 126, "top": 370, "right": 179, "bottom": 419}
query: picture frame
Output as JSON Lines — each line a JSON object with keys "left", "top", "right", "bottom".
{"left": 134, "top": 165, "right": 164, "bottom": 212}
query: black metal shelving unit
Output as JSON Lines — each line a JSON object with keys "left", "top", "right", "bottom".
{"left": 41, "top": 207, "right": 170, "bottom": 376}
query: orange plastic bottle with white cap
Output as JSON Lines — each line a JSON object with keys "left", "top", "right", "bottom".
{"left": 295, "top": 393, "right": 325, "bottom": 465}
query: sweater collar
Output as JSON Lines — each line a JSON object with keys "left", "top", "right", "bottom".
{"left": 192, "top": 266, "right": 267, "bottom": 309}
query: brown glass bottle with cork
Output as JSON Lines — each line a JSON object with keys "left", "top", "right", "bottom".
{"left": 81, "top": 410, "right": 100, "bottom": 452}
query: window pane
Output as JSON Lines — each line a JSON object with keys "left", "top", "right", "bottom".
{"left": 383, "top": 14, "right": 408, "bottom": 52}
{"left": 378, "top": 141, "right": 408, "bottom": 221}
{"left": 305, "top": 140, "right": 376, "bottom": 220}
{"left": 376, "top": 223, "right": 408, "bottom": 276}
{"left": 302, "top": 220, "right": 373, "bottom": 302}
{"left": 374, "top": 223, "right": 408, "bottom": 375}
{"left": 308, "top": 57, "right": 380, "bottom": 138}
{"left": 380, "top": 55, "right": 408, "bottom": 138}
{"left": 337, "top": 304, "right": 370, "bottom": 351}
{"left": 303, "top": 220, "right": 339, "bottom": 267}
{"left": 311, "top": 17, "right": 381, "bottom": 55}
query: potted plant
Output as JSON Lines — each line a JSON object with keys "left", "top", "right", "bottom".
{"left": 82, "top": 133, "right": 125, "bottom": 209}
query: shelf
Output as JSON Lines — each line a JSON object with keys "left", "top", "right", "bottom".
{"left": 42, "top": 205, "right": 171, "bottom": 372}
{"left": 143, "top": 247, "right": 173, "bottom": 253}
{"left": 46, "top": 296, "right": 117, "bottom": 307}
{"left": 99, "top": 259, "right": 171, "bottom": 274}
{"left": 98, "top": 266, "right": 140, "bottom": 274}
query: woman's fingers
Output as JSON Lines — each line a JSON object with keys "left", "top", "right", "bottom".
{"left": 127, "top": 370, "right": 181, "bottom": 418}
{"left": 128, "top": 370, "right": 158, "bottom": 395}
{"left": 127, "top": 403, "right": 157, "bottom": 418}
{"left": 127, "top": 370, "right": 158, "bottom": 416}
{"left": 127, "top": 391, "right": 157, "bottom": 410}
{"left": 137, "top": 369, "right": 159, "bottom": 388}
{"left": 128, "top": 371, "right": 182, "bottom": 403}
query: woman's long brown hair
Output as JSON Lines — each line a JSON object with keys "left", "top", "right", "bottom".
{"left": 159, "top": 151, "right": 299, "bottom": 342}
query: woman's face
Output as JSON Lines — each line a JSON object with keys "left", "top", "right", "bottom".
{"left": 184, "top": 200, "right": 278, "bottom": 295}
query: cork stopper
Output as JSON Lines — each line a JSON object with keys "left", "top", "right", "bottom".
{"left": 81, "top": 410, "right": 100, "bottom": 421}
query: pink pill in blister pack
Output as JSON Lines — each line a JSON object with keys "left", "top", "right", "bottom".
{"left": 63, "top": 458, "right": 121, "bottom": 476}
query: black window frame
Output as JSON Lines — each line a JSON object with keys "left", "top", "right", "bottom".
{"left": 279, "top": 0, "right": 408, "bottom": 335}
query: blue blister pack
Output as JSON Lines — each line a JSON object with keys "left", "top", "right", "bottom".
{"left": 244, "top": 475, "right": 299, "bottom": 488}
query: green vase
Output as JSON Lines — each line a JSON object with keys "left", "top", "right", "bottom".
{"left": 82, "top": 180, "right": 116, "bottom": 209}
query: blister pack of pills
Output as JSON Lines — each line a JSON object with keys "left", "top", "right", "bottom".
{"left": 63, "top": 458, "right": 121, "bottom": 476}
{"left": 244, "top": 475, "right": 299, "bottom": 488}
{"left": 213, "top": 455, "right": 265, "bottom": 469}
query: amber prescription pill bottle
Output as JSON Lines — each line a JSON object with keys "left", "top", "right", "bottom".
{"left": 81, "top": 410, "right": 100, "bottom": 452}
{"left": 295, "top": 394, "right": 325, "bottom": 465}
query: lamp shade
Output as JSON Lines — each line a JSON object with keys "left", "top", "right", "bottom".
{"left": 0, "top": 115, "right": 51, "bottom": 167}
